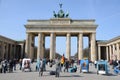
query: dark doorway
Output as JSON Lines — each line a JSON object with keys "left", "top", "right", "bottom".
{"left": 101, "top": 46, "right": 106, "bottom": 60}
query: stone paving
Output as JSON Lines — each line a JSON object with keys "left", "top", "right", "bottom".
{"left": 0, "top": 63, "right": 119, "bottom": 80}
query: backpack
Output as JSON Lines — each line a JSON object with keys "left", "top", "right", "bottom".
{"left": 50, "top": 71, "right": 56, "bottom": 75}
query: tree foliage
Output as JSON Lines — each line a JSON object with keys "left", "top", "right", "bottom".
{"left": 74, "top": 47, "right": 90, "bottom": 59}
{"left": 44, "top": 48, "right": 62, "bottom": 59}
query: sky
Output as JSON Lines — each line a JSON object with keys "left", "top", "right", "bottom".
{"left": 0, "top": 0, "right": 120, "bottom": 56}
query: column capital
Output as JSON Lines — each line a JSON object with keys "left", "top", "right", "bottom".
{"left": 98, "top": 45, "right": 101, "bottom": 47}
{"left": 91, "top": 33, "right": 96, "bottom": 36}
{"left": 78, "top": 32, "right": 83, "bottom": 34}
{"left": 78, "top": 33, "right": 83, "bottom": 34}
{"left": 66, "top": 33, "right": 71, "bottom": 36}
{"left": 91, "top": 32, "right": 96, "bottom": 34}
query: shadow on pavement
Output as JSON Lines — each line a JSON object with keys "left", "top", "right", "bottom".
{"left": 60, "top": 74, "right": 83, "bottom": 77}
{"left": 81, "top": 71, "right": 96, "bottom": 74}
{"left": 101, "top": 73, "right": 117, "bottom": 76}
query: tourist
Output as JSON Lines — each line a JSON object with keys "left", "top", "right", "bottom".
{"left": 9, "top": 60, "right": 13, "bottom": 72}
{"left": 94, "top": 60, "right": 97, "bottom": 68}
{"left": 39, "top": 59, "right": 44, "bottom": 76}
{"left": 1, "top": 59, "right": 7, "bottom": 73}
{"left": 60, "top": 55, "right": 65, "bottom": 67}
{"left": 55, "top": 57, "right": 60, "bottom": 77}
{"left": 43, "top": 58, "right": 46, "bottom": 71}
{"left": 19, "top": 59, "right": 22, "bottom": 70}
{"left": 113, "top": 59, "right": 118, "bottom": 69}
{"left": 0, "top": 60, "right": 2, "bottom": 73}
{"left": 13, "top": 59, "right": 16, "bottom": 71}
{"left": 64, "top": 59, "right": 69, "bottom": 72}
{"left": 49, "top": 59, "right": 53, "bottom": 67}
{"left": 36, "top": 58, "right": 40, "bottom": 71}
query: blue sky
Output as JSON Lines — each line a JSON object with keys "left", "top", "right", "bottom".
{"left": 0, "top": 0, "right": 120, "bottom": 56}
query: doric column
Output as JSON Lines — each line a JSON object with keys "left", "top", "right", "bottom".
{"left": 66, "top": 33, "right": 71, "bottom": 60}
{"left": 10, "top": 44, "right": 13, "bottom": 59}
{"left": 7, "top": 44, "right": 10, "bottom": 59}
{"left": 42, "top": 34, "right": 45, "bottom": 59}
{"left": 15, "top": 45, "right": 17, "bottom": 59}
{"left": 30, "top": 34, "right": 35, "bottom": 59}
{"left": 29, "top": 34, "right": 33, "bottom": 59}
{"left": 0, "top": 42, "right": 1, "bottom": 59}
{"left": 98, "top": 45, "right": 101, "bottom": 60}
{"left": 78, "top": 33, "right": 83, "bottom": 60}
{"left": 112, "top": 44, "right": 115, "bottom": 55}
{"left": 88, "top": 35, "right": 91, "bottom": 59}
{"left": 25, "top": 33, "right": 30, "bottom": 57}
{"left": 109, "top": 45, "right": 112, "bottom": 60}
{"left": 25, "top": 33, "right": 35, "bottom": 59}
{"left": 37, "top": 33, "right": 43, "bottom": 59}
{"left": 50, "top": 33, "right": 56, "bottom": 60}
{"left": 116, "top": 43, "right": 120, "bottom": 60}
{"left": 20, "top": 44, "right": 23, "bottom": 58}
{"left": 6, "top": 43, "right": 9, "bottom": 59}
{"left": 112, "top": 44, "right": 116, "bottom": 60}
{"left": 90, "top": 33, "right": 96, "bottom": 62}
{"left": 12, "top": 44, "right": 15, "bottom": 59}
{"left": 1, "top": 41, "right": 5, "bottom": 59}
{"left": 106, "top": 46, "right": 109, "bottom": 61}
{"left": 53, "top": 34, "right": 56, "bottom": 59}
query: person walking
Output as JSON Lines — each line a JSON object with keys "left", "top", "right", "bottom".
{"left": 64, "top": 59, "right": 69, "bottom": 72}
{"left": 0, "top": 60, "right": 2, "bottom": 73}
{"left": 55, "top": 58, "right": 60, "bottom": 77}
{"left": 2, "top": 59, "right": 7, "bottom": 73}
{"left": 39, "top": 59, "right": 44, "bottom": 76}
{"left": 36, "top": 59, "right": 40, "bottom": 71}
{"left": 19, "top": 59, "right": 22, "bottom": 70}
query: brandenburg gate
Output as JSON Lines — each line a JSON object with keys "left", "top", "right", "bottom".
{"left": 25, "top": 4, "right": 98, "bottom": 62}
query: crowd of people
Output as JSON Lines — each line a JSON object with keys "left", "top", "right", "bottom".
{"left": 0, "top": 56, "right": 120, "bottom": 76}
{"left": 0, "top": 56, "right": 77, "bottom": 78}
{"left": 0, "top": 58, "right": 29, "bottom": 73}
{"left": 0, "top": 59, "right": 17, "bottom": 73}
{"left": 35, "top": 55, "right": 77, "bottom": 77}
{"left": 110, "top": 59, "right": 120, "bottom": 69}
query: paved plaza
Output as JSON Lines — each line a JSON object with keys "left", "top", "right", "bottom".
{"left": 0, "top": 62, "right": 119, "bottom": 80}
